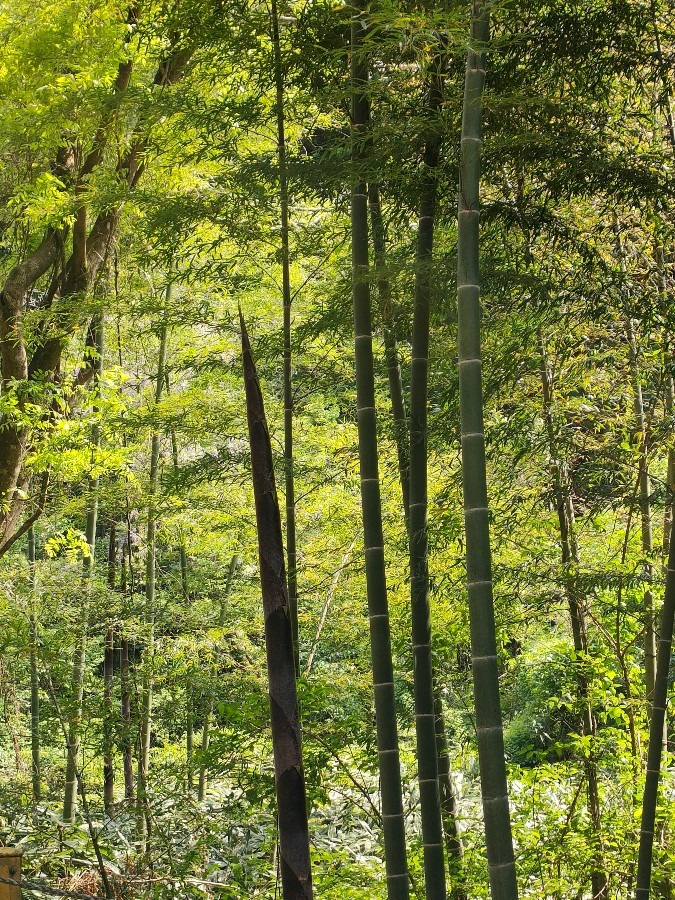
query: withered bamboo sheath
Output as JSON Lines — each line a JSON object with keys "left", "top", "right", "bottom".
{"left": 240, "top": 311, "right": 312, "bottom": 899}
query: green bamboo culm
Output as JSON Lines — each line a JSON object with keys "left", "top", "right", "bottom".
{"left": 434, "top": 692, "right": 467, "bottom": 900}
{"left": 351, "top": 6, "right": 409, "bottom": 897}
{"left": 271, "top": 0, "right": 299, "bottom": 677}
{"left": 635, "top": 511, "right": 675, "bottom": 899}
{"left": 456, "top": 4, "right": 518, "bottom": 898}
{"left": 368, "top": 183, "right": 410, "bottom": 524}
{"left": 409, "top": 59, "right": 446, "bottom": 900}
{"left": 370, "top": 183, "right": 465, "bottom": 895}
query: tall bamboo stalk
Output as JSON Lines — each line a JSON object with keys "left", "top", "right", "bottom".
{"left": 271, "top": 0, "right": 299, "bottom": 677}
{"left": 616, "top": 222, "right": 656, "bottom": 703}
{"left": 166, "top": 409, "right": 195, "bottom": 789}
{"left": 116, "top": 310, "right": 135, "bottom": 802}
{"left": 64, "top": 315, "right": 104, "bottom": 822}
{"left": 409, "top": 59, "right": 446, "bottom": 900}
{"left": 28, "top": 526, "right": 41, "bottom": 806}
{"left": 664, "top": 343, "right": 675, "bottom": 556}
{"left": 434, "top": 692, "right": 467, "bottom": 900}
{"left": 368, "top": 184, "right": 410, "bottom": 522}
{"left": 120, "top": 632, "right": 134, "bottom": 801}
{"left": 456, "top": 5, "right": 517, "bottom": 897}
{"left": 656, "top": 245, "right": 675, "bottom": 562}
{"left": 626, "top": 315, "right": 657, "bottom": 702}
{"left": 635, "top": 510, "right": 675, "bottom": 898}
{"left": 369, "top": 183, "right": 465, "bottom": 894}
{"left": 538, "top": 331, "right": 607, "bottom": 897}
{"left": 240, "top": 311, "right": 312, "bottom": 900}
{"left": 137, "top": 294, "right": 170, "bottom": 847}
{"left": 351, "top": 5, "right": 409, "bottom": 896}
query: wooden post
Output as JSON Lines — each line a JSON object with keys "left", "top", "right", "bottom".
{"left": 0, "top": 847, "right": 22, "bottom": 899}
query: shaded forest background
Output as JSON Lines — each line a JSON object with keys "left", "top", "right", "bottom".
{"left": 0, "top": 0, "right": 674, "bottom": 897}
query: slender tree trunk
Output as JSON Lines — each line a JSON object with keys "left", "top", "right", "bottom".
{"left": 651, "top": 0, "right": 675, "bottom": 158}
{"left": 240, "top": 312, "right": 312, "bottom": 899}
{"left": 103, "top": 524, "right": 116, "bottom": 813}
{"left": 197, "top": 719, "right": 210, "bottom": 802}
{"left": 538, "top": 331, "right": 607, "bottom": 898}
{"left": 197, "top": 553, "right": 240, "bottom": 798}
{"left": 408, "top": 59, "right": 446, "bottom": 900}
{"left": 64, "top": 316, "right": 104, "bottom": 822}
{"left": 662, "top": 339, "right": 675, "bottom": 563}
{"left": 351, "top": 7, "right": 409, "bottom": 897}
{"left": 168, "top": 421, "right": 190, "bottom": 601}
{"left": 103, "top": 620, "right": 115, "bottom": 813}
{"left": 456, "top": 5, "right": 518, "bottom": 897}
{"left": 186, "top": 690, "right": 194, "bottom": 795}
{"left": 120, "top": 635, "right": 134, "bottom": 801}
{"left": 271, "top": 0, "right": 299, "bottom": 677}
{"left": 435, "top": 692, "right": 467, "bottom": 900}
{"left": 63, "top": 628, "right": 88, "bottom": 821}
{"left": 305, "top": 540, "right": 355, "bottom": 676}
{"left": 636, "top": 507, "right": 675, "bottom": 899}
{"left": 625, "top": 316, "right": 657, "bottom": 703}
{"left": 219, "top": 554, "right": 241, "bottom": 628}
{"left": 370, "top": 183, "right": 465, "bottom": 892}
{"left": 167, "top": 417, "right": 196, "bottom": 789}
{"left": 138, "top": 298, "right": 169, "bottom": 848}
{"left": 616, "top": 223, "right": 656, "bottom": 702}
{"left": 116, "top": 309, "right": 135, "bottom": 803}
{"left": 368, "top": 184, "right": 410, "bottom": 522}
{"left": 28, "top": 526, "right": 41, "bottom": 805}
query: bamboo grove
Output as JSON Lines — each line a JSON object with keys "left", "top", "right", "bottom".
{"left": 0, "top": 0, "right": 674, "bottom": 898}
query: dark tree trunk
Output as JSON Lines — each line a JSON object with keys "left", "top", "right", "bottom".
{"left": 240, "top": 312, "right": 312, "bottom": 900}
{"left": 351, "top": 5, "right": 410, "bottom": 896}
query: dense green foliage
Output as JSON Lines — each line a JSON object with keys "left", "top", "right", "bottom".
{"left": 0, "top": 0, "right": 674, "bottom": 898}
